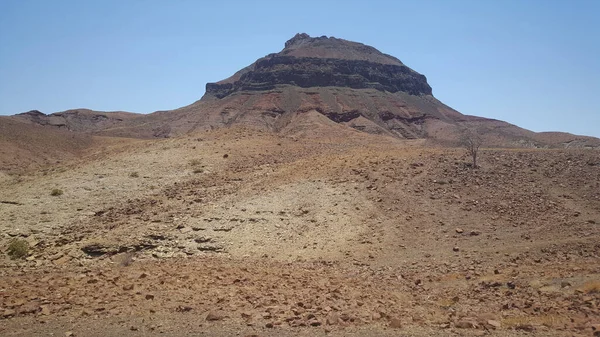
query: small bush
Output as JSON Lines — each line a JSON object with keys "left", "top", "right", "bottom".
{"left": 50, "top": 188, "right": 63, "bottom": 196}
{"left": 7, "top": 239, "right": 29, "bottom": 259}
{"left": 129, "top": 172, "right": 139, "bottom": 178}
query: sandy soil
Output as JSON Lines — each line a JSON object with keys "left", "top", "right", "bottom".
{"left": 1, "top": 127, "right": 599, "bottom": 336}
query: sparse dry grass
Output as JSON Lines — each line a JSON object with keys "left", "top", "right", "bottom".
{"left": 578, "top": 280, "right": 600, "bottom": 294}
{"left": 477, "top": 274, "right": 510, "bottom": 283}
{"left": 438, "top": 273, "right": 464, "bottom": 282}
{"left": 501, "top": 314, "right": 567, "bottom": 329}
{"left": 189, "top": 158, "right": 204, "bottom": 173}
{"left": 436, "top": 296, "right": 459, "bottom": 309}
{"left": 189, "top": 159, "right": 202, "bottom": 167}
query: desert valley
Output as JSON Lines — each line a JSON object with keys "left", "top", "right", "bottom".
{"left": 0, "top": 34, "right": 599, "bottom": 337}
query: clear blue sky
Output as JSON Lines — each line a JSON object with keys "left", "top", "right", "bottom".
{"left": 1, "top": 0, "right": 598, "bottom": 137}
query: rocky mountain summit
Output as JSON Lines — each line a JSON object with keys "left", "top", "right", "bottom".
{"left": 206, "top": 33, "right": 432, "bottom": 98}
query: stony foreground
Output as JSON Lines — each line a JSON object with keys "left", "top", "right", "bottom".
{"left": 1, "top": 129, "right": 599, "bottom": 336}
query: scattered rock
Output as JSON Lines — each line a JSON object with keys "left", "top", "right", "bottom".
{"left": 80, "top": 308, "right": 94, "bottom": 316}
{"left": 81, "top": 243, "right": 118, "bottom": 257}
{"left": 326, "top": 312, "right": 340, "bottom": 325}
{"left": 40, "top": 305, "right": 51, "bottom": 316}
{"left": 49, "top": 252, "right": 65, "bottom": 261}
{"left": 213, "top": 227, "right": 234, "bottom": 232}
{"left": 197, "top": 244, "right": 224, "bottom": 252}
{"left": 309, "top": 320, "right": 322, "bottom": 327}
{"left": 25, "top": 237, "right": 40, "bottom": 247}
{"left": 487, "top": 320, "right": 501, "bottom": 328}
{"left": 175, "top": 305, "right": 193, "bottom": 312}
{"left": 194, "top": 237, "right": 212, "bottom": 243}
{"left": 389, "top": 318, "right": 402, "bottom": 329}
{"left": 206, "top": 311, "right": 226, "bottom": 321}
{"left": 2, "top": 309, "right": 16, "bottom": 318}
{"left": 53, "top": 255, "right": 71, "bottom": 265}
{"left": 515, "top": 324, "right": 535, "bottom": 332}
{"left": 18, "top": 302, "right": 40, "bottom": 315}
{"left": 455, "top": 228, "right": 464, "bottom": 234}
{"left": 455, "top": 320, "right": 477, "bottom": 329}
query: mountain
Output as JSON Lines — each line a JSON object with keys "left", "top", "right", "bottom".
{"left": 2, "top": 33, "right": 599, "bottom": 148}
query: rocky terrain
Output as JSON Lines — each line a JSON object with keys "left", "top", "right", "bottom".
{"left": 1, "top": 126, "right": 599, "bottom": 337}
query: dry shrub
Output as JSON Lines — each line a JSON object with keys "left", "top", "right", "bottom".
{"left": 7, "top": 239, "right": 29, "bottom": 259}
{"left": 50, "top": 188, "right": 63, "bottom": 196}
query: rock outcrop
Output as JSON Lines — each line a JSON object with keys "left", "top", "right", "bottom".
{"left": 14, "top": 109, "right": 140, "bottom": 132}
{"left": 205, "top": 34, "right": 432, "bottom": 98}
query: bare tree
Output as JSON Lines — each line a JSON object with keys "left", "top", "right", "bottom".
{"left": 460, "top": 128, "right": 483, "bottom": 168}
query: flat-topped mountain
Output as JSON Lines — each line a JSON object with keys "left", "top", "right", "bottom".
{"left": 206, "top": 33, "right": 432, "bottom": 98}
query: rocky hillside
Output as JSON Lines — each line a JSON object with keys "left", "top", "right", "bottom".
{"left": 12, "top": 109, "right": 141, "bottom": 132}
